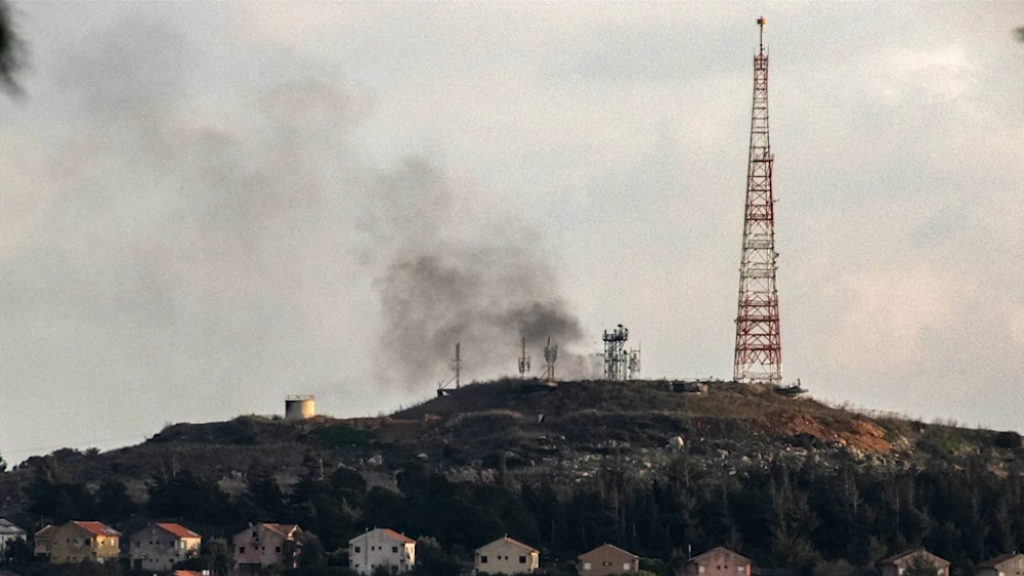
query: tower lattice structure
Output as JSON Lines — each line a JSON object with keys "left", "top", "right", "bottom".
{"left": 734, "top": 17, "right": 782, "bottom": 386}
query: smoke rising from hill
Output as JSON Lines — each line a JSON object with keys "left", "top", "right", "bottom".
{"left": 0, "top": 9, "right": 592, "bottom": 423}
{"left": 377, "top": 249, "right": 588, "bottom": 388}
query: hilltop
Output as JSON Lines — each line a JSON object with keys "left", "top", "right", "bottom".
{"left": 1, "top": 378, "right": 1016, "bottom": 511}
{"left": 4, "top": 378, "right": 1024, "bottom": 574}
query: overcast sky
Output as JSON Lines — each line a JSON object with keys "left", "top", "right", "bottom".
{"left": 0, "top": 1, "right": 1021, "bottom": 464}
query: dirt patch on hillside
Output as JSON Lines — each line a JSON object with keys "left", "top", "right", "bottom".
{"left": 765, "top": 412, "right": 891, "bottom": 455}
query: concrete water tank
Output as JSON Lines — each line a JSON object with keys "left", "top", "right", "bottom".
{"left": 285, "top": 395, "right": 315, "bottom": 420}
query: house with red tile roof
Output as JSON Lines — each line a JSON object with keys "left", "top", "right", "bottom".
{"left": 232, "top": 523, "right": 302, "bottom": 571}
{"left": 348, "top": 528, "right": 416, "bottom": 576}
{"left": 49, "top": 521, "right": 121, "bottom": 564}
{"left": 475, "top": 536, "right": 539, "bottom": 575}
{"left": 129, "top": 522, "right": 202, "bottom": 572}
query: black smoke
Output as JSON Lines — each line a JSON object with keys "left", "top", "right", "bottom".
{"left": 376, "top": 245, "right": 590, "bottom": 388}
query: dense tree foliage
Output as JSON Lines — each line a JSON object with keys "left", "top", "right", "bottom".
{"left": 12, "top": 450, "right": 1024, "bottom": 576}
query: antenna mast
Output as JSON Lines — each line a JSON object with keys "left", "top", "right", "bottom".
{"left": 543, "top": 337, "right": 558, "bottom": 382}
{"left": 734, "top": 16, "right": 783, "bottom": 386}
{"left": 518, "top": 337, "right": 531, "bottom": 380}
{"left": 452, "top": 342, "right": 461, "bottom": 389}
{"left": 603, "top": 325, "right": 629, "bottom": 381}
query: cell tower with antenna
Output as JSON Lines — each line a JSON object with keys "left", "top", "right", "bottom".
{"left": 543, "top": 337, "right": 558, "bottom": 382}
{"left": 603, "top": 324, "right": 629, "bottom": 381}
{"left": 734, "top": 16, "right": 782, "bottom": 386}
{"left": 436, "top": 342, "right": 462, "bottom": 397}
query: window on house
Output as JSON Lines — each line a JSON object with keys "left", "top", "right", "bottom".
{"left": 481, "top": 556, "right": 488, "bottom": 564}
{"left": 739, "top": 568, "right": 746, "bottom": 573}
{"left": 355, "top": 547, "right": 361, "bottom": 553}
{"left": 393, "top": 546, "right": 399, "bottom": 553}
{"left": 583, "top": 562, "right": 591, "bottom": 571}
{"left": 239, "top": 547, "right": 245, "bottom": 554}
{"left": 699, "top": 566, "right": 706, "bottom": 574}
{"left": 276, "top": 547, "right": 281, "bottom": 553}
{"left": 520, "top": 556, "right": 527, "bottom": 564}
{"left": 624, "top": 563, "right": 632, "bottom": 571}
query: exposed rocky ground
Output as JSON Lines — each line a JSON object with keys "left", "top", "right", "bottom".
{"left": 0, "top": 379, "right": 1017, "bottom": 516}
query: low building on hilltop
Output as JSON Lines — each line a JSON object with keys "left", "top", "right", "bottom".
{"left": 685, "top": 547, "right": 751, "bottom": 576}
{"left": 348, "top": 528, "right": 416, "bottom": 576}
{"left": 129, "top": 522, "right": 202, "bottom": 572}
{"left": 475, "top": 536, "right": 539, "bottom": 575}
{"left": 579, "top": 543, "right": 639, "bottom": 576}
{"left": 878, "top": 549, "right": 950, "bottom": 576}
{"left": 49, "top": 521, "right": 121, "bottom": 565}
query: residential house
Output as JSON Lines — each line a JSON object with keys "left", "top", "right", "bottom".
{"left": 49, "top": 521, "right": 121, "bottom": 565}
{"left": 878, "top": 549, "right": 950, "bottom": 576}
{"left": 579, "top": 543, "right": 639, "bottom": 576}
{"left": 684, "top": 547, "right": 751, "bottom": 576}
{"left": 0, "top": 519, "right": 26, "bottom": 553}
{"left": 976, "top": 553, "right": 1024, "bottom": 576}
{"left": 33, "top": 525, "right": 54, "bottom": 560}
{"left": 233, "top": 523, "right": 302, "bottom": 571}
{"left": 348, "top": 528, "right": 416, "bottom": 576}
{"left": 474, "top": 536, "right": 539, "bottom": 575}
{"left": 129, "top": 522, "right": 202, "bottom": 572}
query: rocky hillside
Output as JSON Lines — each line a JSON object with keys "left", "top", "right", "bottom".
{"left": 1, "top": 378, "right": 1017, "bottom": 518}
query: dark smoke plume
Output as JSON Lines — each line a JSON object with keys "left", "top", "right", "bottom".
{"left": 377, "top": 246, "right": 590, "bottom": 388}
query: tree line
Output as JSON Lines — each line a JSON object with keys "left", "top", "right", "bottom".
{"left": 7, "top": 450, "right": 1024, "bottom": 576}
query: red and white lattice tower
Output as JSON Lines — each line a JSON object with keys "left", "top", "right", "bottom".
{"left": 734, "top": 17, "right": 782, "bottom": 386}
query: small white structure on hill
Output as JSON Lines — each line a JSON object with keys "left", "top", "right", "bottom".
{"left": 285, "top": 395, "right": 315, "bottom": 420}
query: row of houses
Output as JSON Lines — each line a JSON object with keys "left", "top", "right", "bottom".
{"left": 3, "top": 517, "right": 1024, "bottom": 576}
